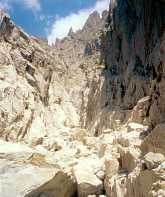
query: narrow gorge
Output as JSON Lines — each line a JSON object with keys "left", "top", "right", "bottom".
{"left": 0, "top": 0, "right": 165, "bottom": 196}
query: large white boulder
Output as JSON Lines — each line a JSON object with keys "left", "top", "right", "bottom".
{"left": 0, "top": 140, "right": 76, "bottom": 197}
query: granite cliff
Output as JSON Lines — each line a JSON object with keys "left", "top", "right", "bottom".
{"left": 0, "top": 0, "right": 165, "bottom": 196}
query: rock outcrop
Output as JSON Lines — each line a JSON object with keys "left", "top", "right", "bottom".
{"left": 0, "top": 0, "right": 165, "bottom": 196}
{"left": 0, "top": 140, "right": 76, "bottom": 197}
{"left": 85, "top": 0, "right": 165, "bottom": 196}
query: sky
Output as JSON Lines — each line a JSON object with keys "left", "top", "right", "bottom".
{"left": 0, "top": 0, "right": 109, "bottom": 44}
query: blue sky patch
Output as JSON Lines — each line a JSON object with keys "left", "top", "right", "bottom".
{"left": 0, "top": 0, "right": 109, "bottom": 42}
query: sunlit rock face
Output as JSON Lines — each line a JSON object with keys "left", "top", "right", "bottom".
{"left": 0, "top": 0, "right": 165, "bottom": 196}
{"left": 0, "top": 10, "right": 81, "bottom": 144}
{"left": 0, "top": 9, "right": 107, "bottom": 197}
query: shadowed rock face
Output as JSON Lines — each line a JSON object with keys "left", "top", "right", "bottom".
{"left": 83, "top": 1, "right": 165, "bottom": 196}
{"left": 84, "top": 0, "right": 165, "bottom": 134}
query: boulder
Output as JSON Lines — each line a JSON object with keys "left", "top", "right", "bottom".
{"left": 70, "top": 129, "right": 87, "bottom": 144}
{"left": 118, "top": 145, "right": 140, "bottom": 173}
{"left": 0, "top": 162, "right": 76, "bottom": 197}
{"left": 104, "top": 156, "right": 119, "bottom": 179}
{"left": 144, "top": 152, "right": 165, "bottom": 170}
{"left": 0, "top": 140, "right": 76, "bottom": 197}
{"left": 104, "top": 174, "right": 127, "bottom": 197}
{"left": 141, "top": 123, "right": 165, "bottom": 155}
{"left": 130, "top": 96, "right": 151, "bottom": 124}
{"left": 127, "top": 122, "right": 148, "bottom": 132}
{"left": 73, "top": 169, "right": 103, "bottom": 197}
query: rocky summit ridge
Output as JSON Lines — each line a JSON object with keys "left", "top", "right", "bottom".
{"left": 0, "top": 1, "right": 165, "bottom": 197}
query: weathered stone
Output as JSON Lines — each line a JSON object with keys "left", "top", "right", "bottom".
{"left": 144, "top": 152, "right": 165, "bottom": 170}
{"left": 117, "top": 145, "right": 140, "bottom": 172}
{"left": 74, "top": 169, "right": 103, "bottom": 197}
{"left": 104, "top": 157, "right": 119, "bottom": 179}
{"left": 131, "top": 96, "right": 151, "bottom": 124}
{"left": 0, "top": 140, "right": 76, "bottom": 197}
{"left": 141, "top": 123, "right": 165, "bottom": 156}
{"left": 104, "top": 174, "right": 127, "bottom": 197}
{"left": 127, "top": 122, "right": 148, "bottom": 133}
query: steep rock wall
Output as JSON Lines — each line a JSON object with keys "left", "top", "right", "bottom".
{"left": 85, "top": 0, "right": 165, "bottom": 135}
{"left": 0, "top": 11, "right": 80, "bottom": 144}
{"left": 82, "top": 1, "right": 165, "bottom": 196}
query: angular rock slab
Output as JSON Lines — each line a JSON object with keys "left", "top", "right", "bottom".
{"left": 144, "top": 152, "right": 165, "bottom": 170}
{"left": 74, "top": 169, "right": 103, "bottom": 197}
{"left": 0, "top": 159, "right": 76, "bottom": 197}
{"left": 0, "top": 140, "right": 76, "bottom": 197}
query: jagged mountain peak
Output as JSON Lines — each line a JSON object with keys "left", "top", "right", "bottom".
{"left": 67, "top": 27, "right": 74, "bottom": 37}
{"left": 84, "top": 11, "right": 101, "bottom": 28}
{"left": 56, "top": 9, "right": 107, "bottom": 45}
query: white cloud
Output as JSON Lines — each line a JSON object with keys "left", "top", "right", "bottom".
{"left": 47, "top": 0, "right": 109, "bottom": 45}
{"left": 0, "top": 0, "right": 11, "bottom": 11}
{"left": 23, "top": 0, "right": 41, "bottom": 11}
{"left": 39, "top": 14, "right": 45, "bottom": 21}
{"left": 0, "top": 0, "right": 41, "bottom": 12}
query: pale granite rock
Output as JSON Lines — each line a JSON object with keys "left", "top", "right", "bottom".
{"left": 144, "top": 152, "right": 165, "bottom": 170}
